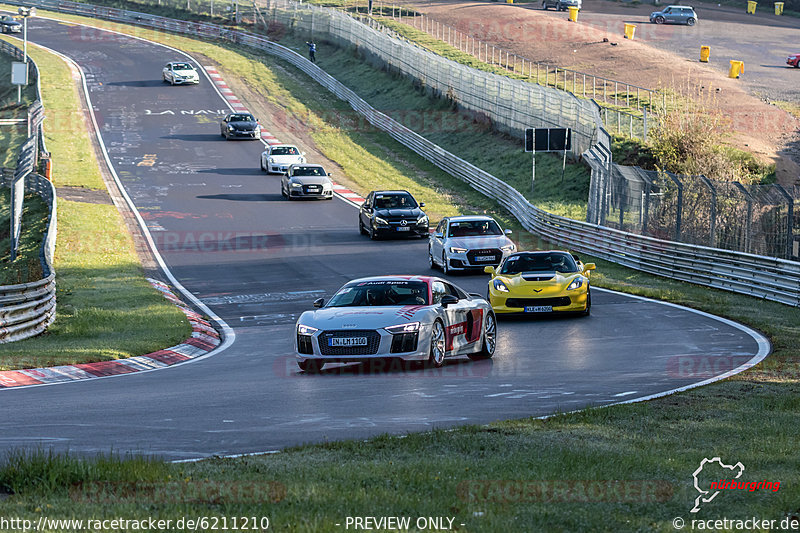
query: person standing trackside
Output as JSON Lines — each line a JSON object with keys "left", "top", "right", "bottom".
{"left": 306, "top": 41, "right": 316, "bottom": 63}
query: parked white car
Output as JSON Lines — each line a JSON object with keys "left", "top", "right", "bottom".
{"left": 260, "top": 144, "right": 306, "bottom": 174}
{"left": 162, "top": 62, "right": 200, "bottom": 85}
{"left": 429, "top": 215, "right": 516, "bottom": 274}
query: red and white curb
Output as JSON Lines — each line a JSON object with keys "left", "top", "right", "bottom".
{"left": 0, "top": 279, "right": 221, "bottom": 389}
{"left": 204, "top": 65, "right": 280, "bottom": 145}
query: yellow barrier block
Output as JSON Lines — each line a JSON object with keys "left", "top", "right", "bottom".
{"left": 747, "top": 0, "right": 757, "bottom": 13}
{"left": 568, "top": 6, "right": 579, "bottom": 21}
{"left": 700, "top": 46, "right": 710, "bottom": 62}
{"left": 507, "top": 0, "right": 514, "bottom": 3}
{"left": 729, "top": 60, "right": 744, "bottom": 78}
{"left": 624, "top": 23, "right": 636, "bottom": 40}
{"left": 775, "top": 1, "right": 784, "bottom": 14}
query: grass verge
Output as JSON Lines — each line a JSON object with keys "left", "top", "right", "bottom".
{"left": 0, "top": 37, "right": 38, "bottom": 168}
{"left": 0, "top": 8, "right": 797, "bottom": 531}
{"left": 0, "top": 37, "right": 190, "bottom": 370}
{"left": 0, "top": 190, "right": 48, "bottom": 285}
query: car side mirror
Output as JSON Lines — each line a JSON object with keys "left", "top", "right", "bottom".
{"left": 440, "top": 294, "right": 459, "bottom": 308}
{"left": 420, "top": 202, "right": 425, "bottom": 208}
{"left": 504, "top": 229, "right": 513, "bottom": 235}
{"left": 584, "top": 263, "right": 596, "bottom": 271}
{"left": 434, "top": 232, "right": 443, "bottom": 239}
{"left": 313, "top": 298, "right": 325, "bottom": 308}
{"left": 301, "top": 152, "right": 306, "bottom": 156}
{"left": 484, "top": 266, "right": 495, "bottom": 275}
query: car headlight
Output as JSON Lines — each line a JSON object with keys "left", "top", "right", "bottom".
{"left": 268, "top": 157, "right": 275, "bottom": 163}
{"left": 291, "top": 182, "right": 302, "bottom": 188}
{"left": 492, "top": 279, "right": 510, "bottom": 293}
{"left": 500, "top": 244, "right": 516, "bottom": 253}
{"left": 375, "top": 216, "right": 389, "bottom": 225}
{"left": 417, "top": 215, "right": 429, "bottom": 225}
{"left": 297, "top": 324, "right": 319, "bottom": 335}
{"left": 227, "top": 125, "right": 235, "bottom": 131}
{"left": 450, "top": 247, "right": 467, "bottom": 254}
{"left": 566, "top": 277, "right": 585, "bottom": 291}
{"left": 385, "top": 322, "right": 420, "bottom": 334}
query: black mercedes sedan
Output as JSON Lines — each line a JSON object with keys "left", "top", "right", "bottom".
{"left": 359, "top": 190, "right": 429, "bottom": 240}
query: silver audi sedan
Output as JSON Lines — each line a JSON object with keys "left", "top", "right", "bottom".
{"left": 429, "top": 215, "right": 516, "bottom": 274}
{"left": 281, "top": 164, "right": 333, "bottom": 200}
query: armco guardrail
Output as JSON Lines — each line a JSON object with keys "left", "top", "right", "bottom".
{"left": 0, "top": 38, "right": 57, "bottom": 342}
{"left": 8, "top": 0, "right": 800, "bottom": 307}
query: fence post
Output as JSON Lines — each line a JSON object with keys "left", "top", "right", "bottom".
{"left": 700, "top": 176, "right": 717, "bottom": 249}
{"left": 733, "top": 182, "right": 752, "bottom": 253}
{"left": 774, "top": 183, "right": 794, "bottom": 259}
{"left": 642, "top": 106, "right": 648, "bottom": 142}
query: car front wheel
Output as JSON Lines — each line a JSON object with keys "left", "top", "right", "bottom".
{"left": 654, "top": 16, "right": 665, "bottom": 24}
{"left": 441, "top": 251, "right": 450, "bottom": 275}
{"left": 427, "top": 320, "right": 446, "bottom": 368}
{"left": 542, "top": 1, "right": 548, "bottom": 9}
{"left": 686, "top": 17, "right": 696, "bottom": 26}
{"left": 581, "top": 289, "right": 592, "bottom": 317}
{"left": 428, "top": 247, "right": 436, "bottom": 269}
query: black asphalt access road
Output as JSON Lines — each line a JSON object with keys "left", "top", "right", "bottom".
{"left": 0, "top": 18, "right": 769, "bottom": 461}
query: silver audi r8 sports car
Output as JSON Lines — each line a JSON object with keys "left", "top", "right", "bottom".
{"left": 295, "top": 276, "right": 497, "bottom": 372}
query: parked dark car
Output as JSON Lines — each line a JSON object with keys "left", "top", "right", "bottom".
{"left": 542, "top": 0, "right": 580, "bottom": 11}
{"left": 0, "top": 15, "right": 22, "bottom": 33}
{"left": 359, "top": 190, "right": 429, "bottom": 240}
{"left": 219, "top": 113, "right": 261, "bottom": 140}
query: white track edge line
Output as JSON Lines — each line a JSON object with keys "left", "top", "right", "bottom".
{"left": 0, "top": 34, "right": 236, "bottom": 391}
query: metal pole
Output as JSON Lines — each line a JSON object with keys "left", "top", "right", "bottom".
{"left": 23, "top": 17, "right": 28, "bottom": 64}
{"left": 531, "top": 150, "right": 536, "bottom": 196}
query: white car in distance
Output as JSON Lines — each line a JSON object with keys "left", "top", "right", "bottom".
{"left": 162, "top": 62, "right": 200, "bottom": 85}
{"left": 260, "top": 144, "right": 306, "bottom": 174}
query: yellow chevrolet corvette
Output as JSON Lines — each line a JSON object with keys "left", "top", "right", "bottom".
{"left": 484, "top": 251, "right": 596, "bottom": 316}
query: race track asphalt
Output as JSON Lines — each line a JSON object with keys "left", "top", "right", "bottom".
{"left": 0, "top": 17, "right": 769, "bottom": 461}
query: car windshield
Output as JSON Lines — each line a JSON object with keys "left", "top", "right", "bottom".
{"left": 292, "top": 166, "right": 326, "bottom": 176}
{"left": 172, "top": 63, "right": 194, "bottom": 70}
{"left": 272, "top": 146, "right": 299, "bottom": 156}
{"left": 448, "top": 220, "right": 502, "bottom": 237}
{"left": 373, "top": 193, "right": 418, "bottom": 209}
{"left": 230, "top": 114, "right": 255, "bottom": 122}
{"left": 500, "top": 252, "right": 579, "bottom": 274}
{"left": 327, "top": 280, "right": 429, "bottom": 307}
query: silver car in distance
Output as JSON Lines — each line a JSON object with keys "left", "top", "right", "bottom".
{"left": 429, "top": 215, "right": 516, "bottom": 274}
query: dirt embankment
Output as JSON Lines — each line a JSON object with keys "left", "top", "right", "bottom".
{"left": 403, "top": 0, "right": 800, "bottom": 186}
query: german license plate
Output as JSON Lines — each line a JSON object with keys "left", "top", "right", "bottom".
{"left": 476, "top": 255, "right": 494, "bottom": 262}
{"left": 329, "top": 337, "right": 368, "bottom": 347}
{"left": 396, "top": 226, "right": 411, "bottom": 232}
{"left": 525, "top": 306, "right": 553, "bottom": 313}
